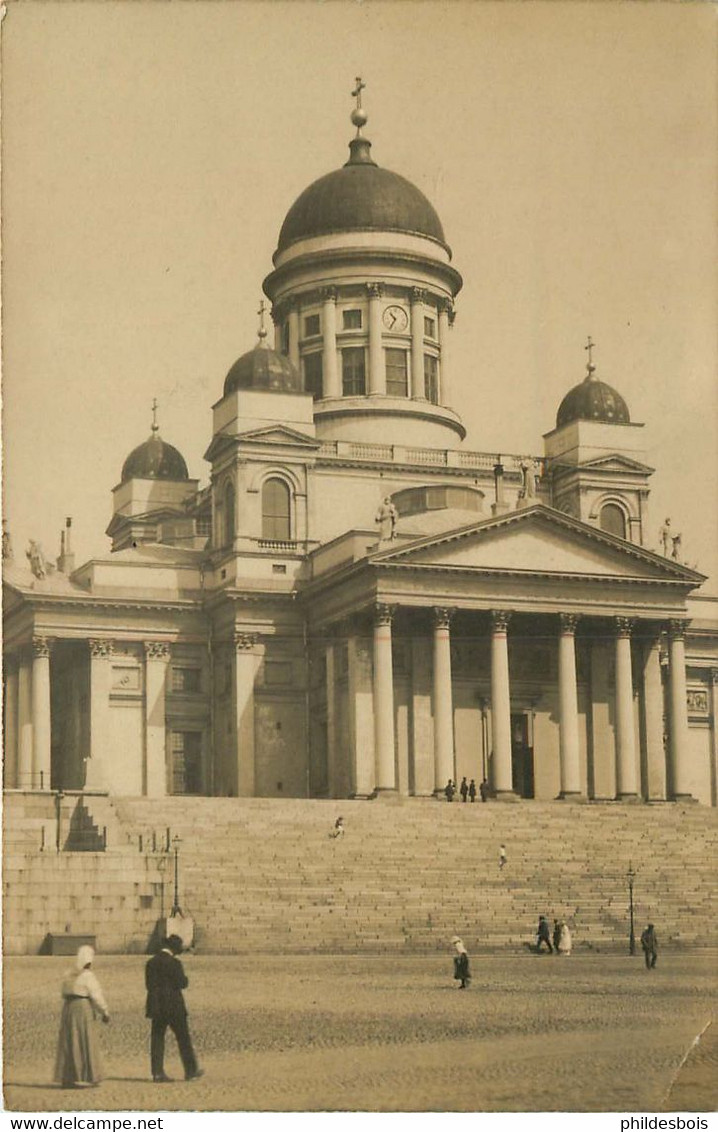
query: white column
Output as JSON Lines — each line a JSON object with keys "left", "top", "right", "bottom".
{"left": 272, "top": 306, "right": 282, "bottom": 352}
{"left": 321, "top": 287, "right": 339, "bottom": 398}
{"left": 144, "top": 642, "right": 170, "bottom": 797}
{"left": 410, "top": 288, "right": 426, "bottom": 399}
{"left": 642, "top": 632, "right": 666, "bottom": 800}
{"left": 432, "top": 607, "right": 455, "bottom": 793}
{"left": 614, "top": 618, "right": 638, "bottom": 799}
{"left": 558, "top": 614, "right": 582, "bottom": 797}
{"left": 438, "top": 299, "right": 452, "bottom": 407}
{"left": 347, "top": 631, "right": 375, "bottom": 798}
{"left": 4, "top": 659, "right": 19, "bottom": 788}
{"left": 31, "top": 636, "right": 52, "bottom": 790}
{"left": 373, "top": 603, "right": 396, "bottom": 792}
{"left": 325, "top": 638, "right": 337, "bottom": 796}
{"left": 367, "top": 283, "right": 385, "bottom": 395}
{"left": 234, "top": 632, "right": 259, "bottom": 798}
{"left": 86, "top": 639, "right": 113, "bottom": 790}
{"left": 17, "top": 655, "right": 33, "bottom": 790}
{"left": 288, "top": 300, "right": 300, "bottom": 371}
{"left": 668, "top": 620, "right": 692, "bottom": 800}
{"left": 490, "top": 610, "right": 514, "bottom": 795}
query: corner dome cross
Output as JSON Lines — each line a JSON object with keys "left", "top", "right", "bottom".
{"left": 151, "top": 397, "right": 159, "bottom": 434}
{"left": 351, "top": 75, "right": 368, "bottom": 135}
{"left": 257, "top": 299, "right": 268, "bottom": 344}
{"left": 585, "top": 335, "right": 596, "bottom": 379}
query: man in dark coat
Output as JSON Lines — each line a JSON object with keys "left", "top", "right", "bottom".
{"left": 640, "top": 923, "right": 658, "bottom": 969}
{"left": 536, "top": 915, "right": 553, "bottom": 953}
{"left": 145, "top": 934, "right": 203, "bottom": 1082}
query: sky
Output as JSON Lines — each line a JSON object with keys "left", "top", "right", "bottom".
{"left": 2, "top": 0, "right": 717, "bottom": 590}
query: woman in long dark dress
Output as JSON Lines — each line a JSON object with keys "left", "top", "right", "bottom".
{"left": 451, "top": 936, "right": 471, "bottom": 988}
{"left": 54, "top": 945, "right": 110, "bottom": 1088}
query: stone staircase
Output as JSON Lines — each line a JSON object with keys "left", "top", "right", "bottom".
{"left": 95, "top": 796, "right": 718, "bottom": 954}
{"left": 3, "top": 792, "right": 169, "bottom": 955}
{"left": 4, "top": 793, "right": 716, "bottom": 955}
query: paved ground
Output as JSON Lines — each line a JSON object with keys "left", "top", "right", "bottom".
{"left": 3, "top": 953, "right": 716, "bottom": 1112}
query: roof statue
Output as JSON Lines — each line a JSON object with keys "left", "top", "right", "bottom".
{"left": 375, "top": 496, "right": 398, "bottom": 541}
{"left": 2, "top": 519, "right": 14, "bottom": 561}
{"left": 26, "top": 540, "right": 48, "bottom": 579}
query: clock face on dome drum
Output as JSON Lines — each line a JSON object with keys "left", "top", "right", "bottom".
{"left": 383, "top": 305, "right": 408, "bottom": 332}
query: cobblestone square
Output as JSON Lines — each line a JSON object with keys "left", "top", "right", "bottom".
{"left": 3, "top": 952, "right": 717, "bottom": 1112}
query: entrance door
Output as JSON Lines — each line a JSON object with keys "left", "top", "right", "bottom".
{"left": 169, "top": 731, "right": 204, "bottom": 795}
{"left": 511, "top": 714, "right": 534, "bottom": 798}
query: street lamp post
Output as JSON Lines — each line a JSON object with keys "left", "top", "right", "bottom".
{"left": 627, "top": 861, "right": 636, "bottom": 956}
{"left": 171, "top": 835, "right": 183, "bottom": 917}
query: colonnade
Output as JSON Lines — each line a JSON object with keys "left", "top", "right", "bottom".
{"left": 353, "top": 606, "right": 693, "bottom": 801}
{"left": 275, "top": 285, "right": 452, "bottom": 403}
{"left": 3, "top": 637, "right": 173, "bottom": 795}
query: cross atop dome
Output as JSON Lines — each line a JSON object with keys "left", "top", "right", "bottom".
{"left": 585, "top": 335, "right": 596, "bottom": 380}
{"left": 351, "top": 75, "right": 368, "bottom": 136}
{"left": 151, "top": 397, "right": 159, "bottom": 434}
{"left": 257, "top": 299, "right": 268, "bottom": 345}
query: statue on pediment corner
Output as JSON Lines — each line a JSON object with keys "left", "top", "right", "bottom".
{"left": 26, "top": 540, "right": 48, "bottom": 579}
{"left": 375, "top": 496, "right": 398, "bottom": 541}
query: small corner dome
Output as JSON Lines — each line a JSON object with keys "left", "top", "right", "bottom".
{"left": 556, "top": 375, "right": 631, "bottom": 429}
{"left": 276, "top": 136, "right": 448, "bottom": 255}
{"left": 223, "top": 342, "right": 303, "bottom": 397}
{"left": 121, "top": 433, "right": 189, "bottom": 485}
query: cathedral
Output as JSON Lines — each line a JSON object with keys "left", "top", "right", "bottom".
{"left": 4, "top": 92, "right": 718, "bottom": 807}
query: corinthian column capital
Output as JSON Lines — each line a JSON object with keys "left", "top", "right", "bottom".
{"left": 89, "top": 638, "right": 114, "bottom": 659}
{"left": 614, "top": 617, "right": 635, "bottom": 639}
{"left": 144, "top": 641, "right": 171, "bottom": 662}
{"left": 490, "top": 610, "right": 512, "bottom": 634}
{"left": 374, "top": 603, "right": 396, "bottom": 627}
{"left": 32, "top": 636, "right": 53, "bottom": 659}
{"left": 432, "top": 607, "right": 455, "bottom": 631}
{"left": 559, "top": 613, "right": 580, "bottom": 636}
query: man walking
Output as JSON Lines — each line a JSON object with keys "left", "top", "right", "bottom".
{"left": 145, "top": 934, "right": 203, "bottom": 1082}
{"left": 640, "top": 923, "right": 658, "bottom": 969}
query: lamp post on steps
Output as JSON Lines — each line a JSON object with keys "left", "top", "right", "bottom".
{"left": 627, "top": 861, "right": 636, "bottom": 956}
{"left": 171, "top": 835, "right": 183, "bottom": 917}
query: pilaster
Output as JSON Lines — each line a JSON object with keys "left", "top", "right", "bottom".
{"left": 144, "top": 641, "right": 171, "bottom": 797}
{"left": 321, "top": 287, "right": 339, "bottom": 398}
{"left": 233, "top": 632, "right": 259, "bottom": 798}
{"left": 87, "top": 639, "right": 114, "bottom": 790}
{"left": 410, "top": 287, "right": 426, "bottom": 399}
{"left": 437, "top": 299, "right": 452, "bottom": 407}
{"left": 667, "top": 620, "right": 692, "bottom": 801}
{"left": 641, "top": 631, "right": 666, "bottom": 800}
{"left": 367, "top": 283, "right": 385, "bottom": 395}
{"left": 373, "top": 603, "right": 397, "bottom": 793}
{"left": 490, "top": 610, "right": 515, "bottom": 797}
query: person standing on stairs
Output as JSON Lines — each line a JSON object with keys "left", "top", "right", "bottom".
{"left": 460, "top": 777, "right": 469, "bottom": 802}
{"left": 468, "top": 778, "right": 477, "bottom": 802}
{"left": 536, "top": 915, "right": 553, "bottom": 953}
{"left": 499, "top": 844, "right": 507, "bottom": 870}
{"left": 444, "top": 780, "right": 455, "bottom": 802}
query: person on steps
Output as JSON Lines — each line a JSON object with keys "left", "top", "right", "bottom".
{"left": 145, "top": 934, "right": 203, "bottom": 1083}
{"left": 536, "top": 915, "right": 553, "bottom": 953}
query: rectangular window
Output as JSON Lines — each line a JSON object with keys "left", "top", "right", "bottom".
{"left": 303, "top": 352, "right": 323, "bottom": 398}
{"left": 342, "top": 308, "right": 362, "bottom": 331}
{"left": 171, "top": 667, "right": 201, "bottom": 694}
{"left": 424, "top": 354, "right": 439, "bottom": 403}
{"left": 169, "top": 731, "right": 203, "bottom": 795}
{"left": 304, "top": 313, "right": 320, "bottom": 338}
{"left": 424, "top": 316, "right": 436, "bottom": 339}
{"left": 385, "top": 348, "right": 408, "bottom": 397}
{"left": 342, "top": 347, "right": 366, "bottom": 395}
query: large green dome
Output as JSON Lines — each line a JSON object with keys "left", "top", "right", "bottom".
{"left": 121, "top": 432, "right": 189, "bottom": 484}
{"left": 277, "top": 137, "right": 448, "bottom": 254}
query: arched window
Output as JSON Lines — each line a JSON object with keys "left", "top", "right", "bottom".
{"left": 223, "top": 482, "right": 235, "bottom": 547}
{"left": 262, "top": 478, "right": 291, "bottom": 540}
{"left": 600, "top": 502, "right": 627, "bottom": 539}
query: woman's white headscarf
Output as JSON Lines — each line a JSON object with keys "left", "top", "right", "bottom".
{"left": 75, "top": 944, "right": 95, "bottom": 971}
{"left": 451, "top": 936, "right": 467, "bottom": 954}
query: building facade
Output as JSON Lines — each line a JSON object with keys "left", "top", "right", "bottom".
{"left": 4, "top": 101, "right": 718, "bottom": 806}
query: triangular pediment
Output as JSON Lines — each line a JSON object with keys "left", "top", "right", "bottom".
{"left": 373, "top": 505, "right": 703, "bottom": 584}
{"left": 577, "top": 454, "right": 655, "bottom": 475}
{"left": 237, "top": 425, "right": 320, "bottom": 448}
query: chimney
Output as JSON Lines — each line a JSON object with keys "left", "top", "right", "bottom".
{"left": 491, "top": 457, "right": 510, "bottom": 517}
{"left": 56, "top": 517, "right": 75, "bottom": 574}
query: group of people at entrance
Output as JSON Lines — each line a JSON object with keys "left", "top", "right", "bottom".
{"left": 54, "top": 936, "right": 203, "bottom": 1089}
{"left": 536, "top": 915, "right": 572, "bottom": 955}
{"left": 445, "top": 777, "right": 490, "bottom": 803}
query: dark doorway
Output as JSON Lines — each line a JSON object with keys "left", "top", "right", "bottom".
{"left": 511, "top": 713, "right": 534, "bottom": 798}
